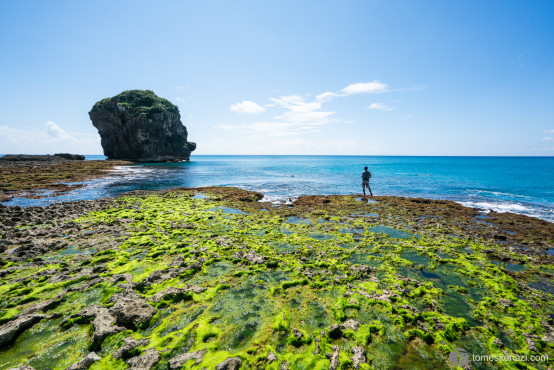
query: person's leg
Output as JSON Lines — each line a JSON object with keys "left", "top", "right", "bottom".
{"left": 362, "top": 182, "right": 366, "bottom": 196}
{"left": 368, "top": 183, "right": 373, "bottom": 196}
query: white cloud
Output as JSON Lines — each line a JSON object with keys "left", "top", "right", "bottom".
{"left": 340, "top": 81, "right": 388, "bottom": 95}
{"left": 270, "top": 95, "right": 335, "bottom": 125}
{"left": 368, "top": 103, "right": 394, "bottom": 111}
{"left": 542, "top": 137, "right": 552, "bottom": 141}
{"left": 316, "top": 81, "right": 389, "bottom": 103}
{"left": 315, "top": 91, "right": 339, "bottom": 103}
{"left": 45, "top": 121, "right": 72, "bottom": 140}
{"left": 543, "top": 129, "right": 554, "bottom": 133}
{"left": 230, "top": 100, "right": 266, "bottom": 114}
{"left": 0, "top": 122, "right": 101, "bottom": 154}
{"left": 222, "top": 80, "right": 398, "bottom": 138}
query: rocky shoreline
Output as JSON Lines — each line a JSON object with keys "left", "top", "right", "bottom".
{"left": 0, "top": 155, "right": 130, "bottom": 203}
{"left": 0, "top": 187, "right": 552, "bottom": 369}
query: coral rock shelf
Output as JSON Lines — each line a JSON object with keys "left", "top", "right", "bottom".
{"left": 0, "top": 187, "right": 552, "bottom": 369}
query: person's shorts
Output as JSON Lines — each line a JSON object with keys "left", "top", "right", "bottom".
{"left": 362, "top": 180, "right": 370, "bottom": 186}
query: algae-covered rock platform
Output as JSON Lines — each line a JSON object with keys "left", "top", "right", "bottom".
{"left": 0, "top": 188, "right": 553, "bottom": 369}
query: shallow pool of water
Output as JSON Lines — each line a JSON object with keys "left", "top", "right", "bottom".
{"left": 208, "top": 206, "right": 246, "bottom": 215}
{"left": 286, "top": 217, "right": 313, "bottom": 225}
{"left": 0, "top": 318, "right": 89, "bottom": 369}
{"left": 308, "top": 233, "right": 335, "bottom": 241}
{"left": 368, "top": 225, "right": 414, "bottom": 238}
{"left": 401, "top": 251, "right": 430, "bottom": 265}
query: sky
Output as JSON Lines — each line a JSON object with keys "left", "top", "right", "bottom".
{"left": 0, "top": 0, "right": 553, "bottom": 156}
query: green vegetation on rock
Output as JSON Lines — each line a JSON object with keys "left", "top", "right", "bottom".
{"left": 90, "top": 90, "right": 179, "bottom": 119}
{"left": 0, "top": 188, "right": 552, "bottom": 369}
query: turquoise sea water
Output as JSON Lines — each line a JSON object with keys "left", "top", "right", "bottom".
{"left": 3, "top": 155, "right": 554, "bottom": 222}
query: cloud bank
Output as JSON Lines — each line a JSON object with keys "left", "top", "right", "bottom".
{"left": 0, "top": 121, "right": 101, "bottom": 154}
{"left": 221, "top": 81, "right": 392, "bottom": 137}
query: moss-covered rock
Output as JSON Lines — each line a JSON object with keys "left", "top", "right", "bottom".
{"left": 0, "top": 188, "right": 553, "bottom": 369}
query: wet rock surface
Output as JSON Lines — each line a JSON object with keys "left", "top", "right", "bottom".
{"left": 126, "top": 348, "right": 160, "bottom": 369}
{"left": 327, "top": 345, "right": 340, "bottom": 370}
{"left": 150, "top": 285, "right": 205, "bottom": 303}
{"left": 215, "top": 357, "right": 242, "bottom": 370}
{"left": 65, "top": 352, "right": 100, "bottom": 370}
{"left": 113, "top": 337, "right": 150, "bottom": 360}
{"left": 0, "top": 158, "right": 129, "bottom": 201}
{"left": 168, "top": 349, "right": 206, "bottom": 369}
{"left": 108, "top": 289, "right": 157, "bottom": 329}
{"left": 0, "top": 187, "right": 552, "bottom": 369}
{"left": 351, "top": 346, "right": 367, "bottom": 369}
{"left": 0, "top": 314, "right": 49, "bottom": 348}
{"left": 66, "top": 305, "right": 123, "bottom": 347}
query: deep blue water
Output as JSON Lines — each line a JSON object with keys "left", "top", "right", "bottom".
{"left": 3, "top": 155, "right": 554, "bottom": 222}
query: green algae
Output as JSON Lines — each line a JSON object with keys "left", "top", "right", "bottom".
{"left": 1, "top": 190, "right": 553, "bottom": 369}
{"left": 0, "top": 318, "right": 89, "bottom": 369}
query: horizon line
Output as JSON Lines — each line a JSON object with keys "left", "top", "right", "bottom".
{"left": 2, "top": 154, "right": 553, "bottom": 158}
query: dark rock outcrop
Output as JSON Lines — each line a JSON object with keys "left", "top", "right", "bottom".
{"left": 65, "top": 305, "right": 124, "bottom": 347}
{"left": 328, "top": 345, "right": 340, "bottom": 370}
{"left": 0, "top": 154, "right": 83, "bottom": 163}
{"left": 126, "top": 349, "right": 160, "bottom": 370}
{"left": 215, "top": 357, "right": 242, "bottom": 370}
{"left": 65, "top": 352, "right": 101, "bottom": 370}
{"left": 327, "top": 319, "right": 360, "bottom": 339}
{"left": 108, "top": 290, "right": 157, "bottom": 328}
{"left": 150, "top": 285, "right": 205, "bottom": 303}
{"left": 113, "top": 337, "right": 150, "bottom": 360}
{"left": 0, "top": 314, "right": 49, "bottom": 348}
{"left": 54, "top": 153, "right": 85, "bottom": 160}
{"left": 169, "top": 349, "right": 207, "bottom": 369}
{"left": 351, "top": 346, "right": 367, "bottom": 369}
{"left": 89, "top": 90, "right": 195, "bottom": 162}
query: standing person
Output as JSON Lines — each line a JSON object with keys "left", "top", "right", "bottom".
{"left": 361, "top": 166, "right": 373, "bottom": 197}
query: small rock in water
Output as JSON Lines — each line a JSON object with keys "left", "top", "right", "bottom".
{"left": 329, "top": 345, "right": 340, "bottom": 370}
{"left": 126, "top": 349, "right": 160, "bottom": 370}
{"left": 169, "top": 349, "right": 207, "bottom": 369}
{"left": 215, "top": 357, "right": 242, "bottom": 370}
{"left": 113, "top": 337, "right": 150, "bottom": 360}
{"left": 351, "top": 346, "right": 367, "bottom": 369}
{"left": 65, "top": 352, "right": 101, "bottom": 370}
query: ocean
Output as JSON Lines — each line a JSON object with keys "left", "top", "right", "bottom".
{"left": 4, "top": 155, "right": 554, "bottom": 222}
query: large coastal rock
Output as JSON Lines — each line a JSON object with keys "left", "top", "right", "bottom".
{"left": 89, "top": 90, "right": 195, "bottom": 162}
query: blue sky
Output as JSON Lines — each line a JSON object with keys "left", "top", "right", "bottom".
{"left": 1, "top": 0, "right": 553, "bottom": 155}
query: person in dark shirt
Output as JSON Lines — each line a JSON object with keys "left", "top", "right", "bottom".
{"left": 361, "top": 166, "right": 373, "bottom": 196}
